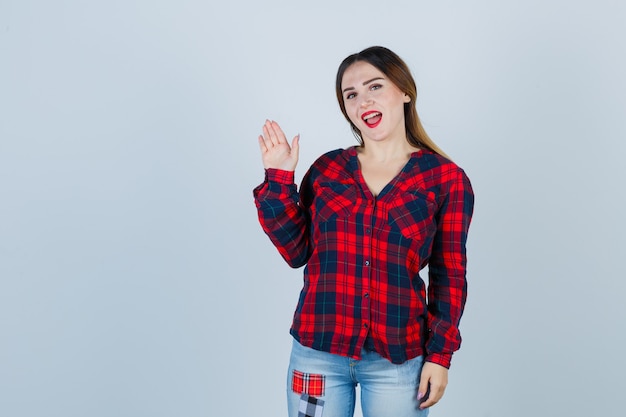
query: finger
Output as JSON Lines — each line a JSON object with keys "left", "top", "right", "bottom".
{"left": 270, "top": 120, "right": 288, "bottom": 144}
{"left": 258, "top": 135, "right": 268, "bottom": 153}
{"left": 417, "top": 373, "right": 429, "bottom": 405}
{"left": 419, "top": 384, "right": 444, "bottom": 409}
{"left": 264, "top": 120, "right": 282, "bottom": 146}
{"left": 262, "top": 122, "right": 277, "bottom": 147}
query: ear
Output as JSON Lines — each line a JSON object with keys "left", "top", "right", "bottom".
{"left": 404, "top": 94, "right": 411, "bottom": 103}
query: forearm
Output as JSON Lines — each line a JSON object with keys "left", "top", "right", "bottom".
{"left": 425, "top": 260, "right": 467, "bottom": 368}
{"left": 254, "top": 169, "right": 311, "bottom": 267}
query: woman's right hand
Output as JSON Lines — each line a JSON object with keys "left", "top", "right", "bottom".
{"left": 258, "top": 120, "right": 299, "bottom": 171}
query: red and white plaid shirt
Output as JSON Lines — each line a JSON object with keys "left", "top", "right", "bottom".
{"left": 254, "top": 147, "right": 474, "bottom": 368}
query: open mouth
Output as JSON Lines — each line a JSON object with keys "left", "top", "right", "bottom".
{"left": 362, "top": 111, "right": 382, "bottom": 128}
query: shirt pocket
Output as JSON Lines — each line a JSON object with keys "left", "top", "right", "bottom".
{"left": 387, "top": 189, "right": 438, "bottom": 241}
{"left": 313, "top": 182, "right": 356, "bottom": 223}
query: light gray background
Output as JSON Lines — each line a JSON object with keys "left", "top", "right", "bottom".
{"left": 1, "top": 1, "right": 625, "bottom": 416}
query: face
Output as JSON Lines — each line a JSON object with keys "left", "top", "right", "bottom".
{"left": 341, "top": 61, "right": 411, "bottom": 145}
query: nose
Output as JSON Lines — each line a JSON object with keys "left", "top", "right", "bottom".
{"left": 359, "top": 95, "right": 373, "bottom": 108}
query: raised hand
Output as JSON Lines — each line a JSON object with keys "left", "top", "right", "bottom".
{"left": 258, "top": 120, "right": 300, "bottom": 171}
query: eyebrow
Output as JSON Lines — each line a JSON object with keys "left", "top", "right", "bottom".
{"left": 342, "top": 77, "right": 385, "bottom": 93}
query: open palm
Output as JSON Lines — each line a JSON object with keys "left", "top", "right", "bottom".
{"left": 258, "top": 120, "right": 299, "bottom": 171}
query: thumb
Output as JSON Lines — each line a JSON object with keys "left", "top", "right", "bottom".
{"left": 291, "top": 134, "right": 300, "bottom": 158}
{"left": 417, "top": 368, "right": 429, "bottom": 402}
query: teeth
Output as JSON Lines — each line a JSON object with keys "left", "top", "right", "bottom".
{"left": 363, "top": 112, "right": 381, "bottom": 120}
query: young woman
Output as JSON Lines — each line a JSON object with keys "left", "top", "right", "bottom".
{"left": 254, "top": 46, "right": 474, "bottom": 417}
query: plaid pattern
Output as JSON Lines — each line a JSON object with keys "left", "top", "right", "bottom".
{"left": 298, "top": 394, "right": 324, "bottom": 417}
{"left": 291, "top": 370, "right": 325, "bottom": 397}
{"left": 254, "top": 147, "right": 474, "bottom": 368}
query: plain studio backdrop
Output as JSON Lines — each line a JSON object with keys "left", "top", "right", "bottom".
{"left": 1, "top": 1, "right": 625, "bottom": 416}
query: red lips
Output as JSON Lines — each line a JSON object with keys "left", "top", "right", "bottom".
{"left": 361, "top": 111, "right": 382, "bottom": 128}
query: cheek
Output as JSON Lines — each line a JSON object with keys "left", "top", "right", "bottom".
{"left": 344, "top": 103, "right": 360, "bottom": 124}
{"left": 347, "top": 114, "right": 361, "bottom": 128}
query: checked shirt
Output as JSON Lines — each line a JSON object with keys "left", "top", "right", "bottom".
{"left": 253, "top": 147, "right": 474, "bottom": 368}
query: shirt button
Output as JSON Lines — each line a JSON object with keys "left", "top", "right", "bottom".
{"left": 365, "top": 260, "right": 370, "bottom": 266}
{"left": 364, "top": 323, "right": 369, "bottom": 328}
{"left": 366, "top": 228, "right": 371, "bottom": 234}
{"left": 364, "top": 293, "right": 369, "bottom": 298}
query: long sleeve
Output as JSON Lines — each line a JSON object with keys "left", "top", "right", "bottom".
{"left": 253, "top": 168, "right": 313, "bottom": 268}
{"left": 425, "top": 168, "right": 474, "bottom": 368}
{"left": 254, "top": 148, "right": 474, "bottom": 366}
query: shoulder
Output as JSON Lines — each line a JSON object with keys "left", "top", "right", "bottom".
{"left": 313, "top": 147, "right": 351, "bottom": 166}
{"left": 407, "top": 150, "right": 472, "bottom": 197}
{"left": 306, "top": 147, "right": 354, "bottom": 180}
{"left": 416, "top": 150, "right": 469, "bottom": 180}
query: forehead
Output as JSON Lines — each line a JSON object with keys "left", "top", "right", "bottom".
{"left": 341, "top": 61, "right": 386, "bottom": 87}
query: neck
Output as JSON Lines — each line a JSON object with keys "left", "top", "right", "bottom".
{"left": 359, "top": 137, "right": 418, "bottom": 162}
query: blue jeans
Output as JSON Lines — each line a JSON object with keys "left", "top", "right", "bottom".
{"left": 287, "top": 339, "right": 429, "bottom": 417}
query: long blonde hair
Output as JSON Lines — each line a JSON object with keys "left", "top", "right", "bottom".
{"left": 335, "top": 46, "right": 449, "bottom": 159}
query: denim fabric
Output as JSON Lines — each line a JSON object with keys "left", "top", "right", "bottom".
{"left": 287, "top": 339, "right": 429, "bottom": 417}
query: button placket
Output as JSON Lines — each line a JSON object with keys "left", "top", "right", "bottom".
{"left": 360, "top": 197, "right": 376, "bottom": 345}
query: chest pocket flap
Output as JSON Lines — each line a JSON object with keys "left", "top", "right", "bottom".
{"left": 313, "top": 182, "right": 356, "bottom": 223}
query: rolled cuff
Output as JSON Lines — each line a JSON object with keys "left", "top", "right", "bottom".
{"left": 425, "top": 352, "right": 452, "bottom": 369}
{"left": 265, "top": 168, "right": 295, "bottom": 184}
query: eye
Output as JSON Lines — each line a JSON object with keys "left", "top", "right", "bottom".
{"left": 345, "top": 92, "right": 356, "bottom": 100}
{"left": 370, "top": 84, "right": 382, "bottom": 91}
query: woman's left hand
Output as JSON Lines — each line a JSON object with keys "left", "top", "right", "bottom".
{"left": 417, "top": 362, "right": 449, "bottom": 409}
